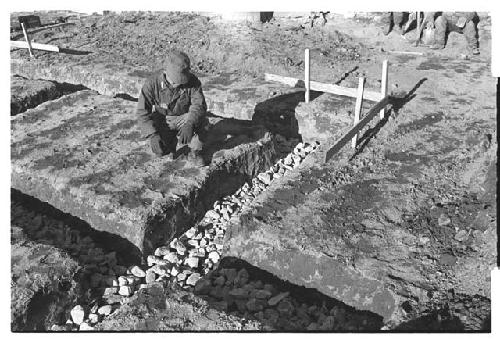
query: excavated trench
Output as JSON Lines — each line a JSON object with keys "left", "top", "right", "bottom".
{"left": 11, "top": 78, "right": 383, "bottom": 331}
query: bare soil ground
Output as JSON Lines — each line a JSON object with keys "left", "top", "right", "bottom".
{"left": 10, "top": 11, "right": 496, "bottom": 331}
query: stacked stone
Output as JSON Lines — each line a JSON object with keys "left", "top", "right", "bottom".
{"left": 143, "top": 140, "right": 320, "bottom": 289}
{"left": 48, "top": 138, "right": 322, "bottom": 330}
{"left": 186, "top": 266, "right": 370, "bottom": 331}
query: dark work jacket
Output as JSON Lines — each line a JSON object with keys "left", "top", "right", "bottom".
{"left": 136, "top": 70, "right": 207, "bottom": 138}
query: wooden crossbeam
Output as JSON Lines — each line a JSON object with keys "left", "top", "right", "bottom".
{"left": 265, "top": 73, "right": 383, "bottom": 102}
{"left": 10, "top": 40, "right": 60, "bottom": 53}
{"left": 323, "top": 95, "right": 390, "bottom": 162}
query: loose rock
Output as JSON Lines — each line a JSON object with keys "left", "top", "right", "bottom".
{"left": 185, "top": 228, "right": 196, "bottom": 239}
{"left": 208, "top": 251, "right": 221, "bottom": 263}
{"left": 130, "top": 265, "right": 146, "bottom": 278}
{"left": 163, "top": 251, "right": 179, "bottom": 264}
{"left": 277, "top": 299, "right": 294, "bottom": 315}
{"left": 145, "top": 269, "right": 156, "bottom": 283}
{"left": 258, "top": 172, "right": 272, "bottom": 185}
{"left": 255, "top": 289, "right": 272, "bottom": 299}
{"left": 117, "top": 276, "right": 128, "bottom": 286}
{"left": 118, "top": 285, "right": 133, "bottom": 296}
{"left": 229, "top": 288, "right": 248, "bottom": 298}
{"left": 185, "top": 256, "right": 199, "bottom": 269}
{"left": 88, "top": 313, "right": 99, "bottom": 324}
{"left": 186, "top": 272, "right": 202, "bottom": 286}
{"left": 103, "top": 287, "right": 118, "bottom": 295}
{"left": 70, "top": 305, "right": 85, "bottom": 325}
{"left": 268, "top": 292, "right": 289, "bottom": 306}
{"left": 154, "top": 246, "right": 170, "bottom": 257}
{"left": 98, "top": 305, "right": 113, "bottom": 316}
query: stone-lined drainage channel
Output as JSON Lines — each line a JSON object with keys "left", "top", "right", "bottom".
{"left": 10, "top": 79, "right": 383, "bottom": 331}
{"left": 12, "top": 136, "right": 382, "bottom": 331}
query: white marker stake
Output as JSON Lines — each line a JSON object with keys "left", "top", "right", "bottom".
{"left": 416, "top": 12, "right": 421, "bottom": 36}
{"left": 21, "top": 23, "right": 34, "bottom": 58}
{"left": 305, "top": 48, "right": 310, "bottom": 103}
{"left": 351, "top": 77, "right": 365, "bottom": 149}
{"left": 379, "top": 60, "right": 388, "bottom": 119}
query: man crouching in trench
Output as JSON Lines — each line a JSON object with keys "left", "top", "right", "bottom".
{"left": 136, "top": 50, "right": 208, "bottom": 166}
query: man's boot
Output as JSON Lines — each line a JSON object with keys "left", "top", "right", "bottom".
{"left": 463, "top": 19, "right": 480, "bottom": 55}
{"left": 431, "top": 15, "right": 447, "bottom": 50}
{"left": 381, "top": 12, "right": 392, "bottom": 35}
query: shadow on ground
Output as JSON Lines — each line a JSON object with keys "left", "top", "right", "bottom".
{"left": 253, "top": 90, "right": 323, "bottom": 139}
{"left": 352, "top": 77, "right": 427, "bottom": 157}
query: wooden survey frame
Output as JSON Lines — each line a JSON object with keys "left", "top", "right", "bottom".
{"left": 265, "top": 49, "right": 390, "bottom": 162}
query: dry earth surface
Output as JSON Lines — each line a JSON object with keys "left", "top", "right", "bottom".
{"left": 10, "top": 11, "right": 496, "bottom": 332}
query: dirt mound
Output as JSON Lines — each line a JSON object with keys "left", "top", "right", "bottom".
{"left": 11, "top": 12, "right": 365, "bottom": 83}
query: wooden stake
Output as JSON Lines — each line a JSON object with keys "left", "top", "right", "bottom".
{"left": 21, "top": 23, "right": 34, "bottom": 58}
{"left": 351, "top": 77, "right": 365, "bottom": 149}
{"left": 304, "top": 48, "right": 310, "bottom": 103}
{"left": 324, "top": 95, "right": 390, "bottom": 162}
{"left": 416, "top": 12, "right": 421, "bottom": 36}
{"left": 379, "top": 60, "right": 388, "bottom": 119}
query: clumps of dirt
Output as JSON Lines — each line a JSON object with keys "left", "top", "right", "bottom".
{"left": 95, "top": 283, "right": 262, "bottom": 331}
{"left": 11, "top": 220, "right": 80, "bottom": 330}
{"left": 10, "top": 193, "right": 135, "bottom": 331}
{"left": 11, "top": 12, "right": 365, "bottom": 83}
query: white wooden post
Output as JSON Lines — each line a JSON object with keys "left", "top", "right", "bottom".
{"left": 379, "top": 60, "right": 388, "bottom": 119}
{"left": 305, "top": 48, "right": 310, "bottom": 103}
{"left": 417, "top": 12, "right": 420, "bottom": 39}
{"left": 21, "top": 23, "right": 34, "bottom": 58}
{"left": 351, "top": 77, "right": 365, "bottom": 148}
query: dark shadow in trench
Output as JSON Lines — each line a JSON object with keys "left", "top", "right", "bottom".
{"left": 392, "top": 293, "right": 491, "bottom": 333}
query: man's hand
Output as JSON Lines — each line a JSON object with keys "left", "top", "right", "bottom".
{"left": 178, "top": 123, "right": 194, "bottom": 144}
{"left": 150, "top": 134, "right": 165, "bottom": 156}
{"left": 174, "top": 114, "right": 190, "bottom": 129}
